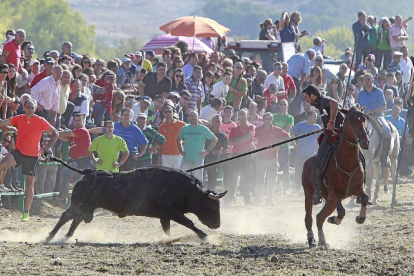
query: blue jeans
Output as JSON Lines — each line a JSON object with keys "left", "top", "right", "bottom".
{"left": 92, "top": 102, "right": 106, "bottom": 127}
{"left": 278, "top": 146, "right": 290, "bottom": 190}
{"left": 59, "top": 157, "right": 92, "bottom": 193}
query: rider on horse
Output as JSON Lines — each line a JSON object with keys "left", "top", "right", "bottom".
{"left": 302, "top": 84, "right": 345, "bottom": 205}
{"left": 357, "top": 73, "right": 392, "bottom": 185}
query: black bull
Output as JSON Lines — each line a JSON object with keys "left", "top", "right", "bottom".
{"left": 45, "top": 158, "right": 227, "bottom": 244}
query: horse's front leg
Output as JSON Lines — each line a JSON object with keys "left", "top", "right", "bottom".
{"left": 316, "top": 199, "right": 337, "bottom": 247}
{"left": 328, "top": 197, "right": 345, "bottom": 225}
{"left": 356, "top": 193, "right": 370, "bottom": 224}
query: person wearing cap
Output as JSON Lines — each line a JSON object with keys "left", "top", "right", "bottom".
{"left": 124, "top": 53, "right": 138, "bottom": 85}
{"left": 182, "top": 53, "right": 198, "bottom": 80}
{"left": 88, "top": 107, "right": 148, "bottom": 171}
{"left": 1, "top": 29, "right": 25, "bottom": 74}
{"left": 27, "top": 59, "right": 40, "bottom": 83}
{"left": 116, "top": 57, "right": 133, "bottom": 88}
{"left": 177, "top": 110, "right": 217, "bottom": 182}
{"left": 135, "top": 112, "right": 166, "bottom": 168}
{"left": 158, "top": 105, "right": 186, "bottom": 168}
{"left": 387, "top": 51, "right": 404, "bottom": 74}
{"left": 30, "top": 57, "right": 56, "bottom": 88}
{"left": 303, "top": 84, "right": 344, "bottom": 205}
{"left": 139, "top": 61, "right": 171, "bottom": 100}
{"left": 132, "top": 96, "right": 151, "bottom": 122}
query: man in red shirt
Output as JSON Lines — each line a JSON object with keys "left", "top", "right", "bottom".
{"left": 228, "top": 109, "right": 255, "bottom": 206}
{"left": 281, "top": 62, "right": 296, "bottom": 104}
{"left": 254, "top": 112, "right": 291, "bottom": 206}
{"left": 57, "top": 113, "right": 92, "bottom": 198}
{"left": 29, "top": 57, "right": 55, "bottom": 88}
{"left": 1, "top": 29, "right": 26, "bottom": 74}
{"left": 0, "top": 99, "right": 58, "bottom": 221}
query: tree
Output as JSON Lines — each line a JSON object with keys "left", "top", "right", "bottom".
{"left": 300, "top": 27, "right": 354, "bottom": 59}
{"left": 0, "top": 0, "right": 96, "bottom": 57}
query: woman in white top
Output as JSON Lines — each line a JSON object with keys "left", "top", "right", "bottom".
{"left": 209, "top": 70, "right": 233, "bottom": 100}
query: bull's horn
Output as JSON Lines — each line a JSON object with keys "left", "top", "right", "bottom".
{"left": 208, "top": 190, "right": 228, "bottom": 200}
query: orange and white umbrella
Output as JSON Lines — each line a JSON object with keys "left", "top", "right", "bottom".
{"left": 159, "top": 16, "right": 230, "bottom": 38}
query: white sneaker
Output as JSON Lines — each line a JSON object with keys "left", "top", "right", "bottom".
{"left": 0, "top": 184, "right": 11, "bottom": 193}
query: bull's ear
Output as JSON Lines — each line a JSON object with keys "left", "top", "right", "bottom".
{"left": 208, "top": 190, "right": 228, "bottom": 200}
{"left": 338, "top": 109, "right": 349, "bottom": 116}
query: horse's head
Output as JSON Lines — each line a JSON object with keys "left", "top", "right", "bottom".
{"left": 339, "top": 106, "right": 370, "bottom": 150}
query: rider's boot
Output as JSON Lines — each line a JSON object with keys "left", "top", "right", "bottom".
{"left": 313, "top": 166, "right": 323, "bottom": 205}
{"left": 381, "top": 138, "right": 391, "bottom": 162}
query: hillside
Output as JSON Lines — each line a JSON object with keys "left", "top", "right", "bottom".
{"left": 67, "top": 0, "right": 414, "bottom": 46}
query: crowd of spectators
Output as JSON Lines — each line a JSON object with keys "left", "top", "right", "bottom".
{"left": 0, "top": 9, "right": 413, "bottom": 213}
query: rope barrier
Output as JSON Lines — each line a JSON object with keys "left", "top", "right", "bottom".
{"left": 186, "top": 128, "right": 324, "bottom": 172}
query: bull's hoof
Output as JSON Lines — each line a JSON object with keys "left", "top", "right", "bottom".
{"left": 327, "top": 216, "right": 341, "bottom": 225}
{"left": 43, "top": 236, "right": 53, "bottom": 245}
{"left": 197, "top": 232, "right": 208, "bottom": 241}
{"left": 355, "top": 216, "right": 366, "bottom": 224}
{"left": 308, "top": 238, "right": 317, "bottom": 248}
{"left": 318, "top": 240, "right": 330, "bottom": 248}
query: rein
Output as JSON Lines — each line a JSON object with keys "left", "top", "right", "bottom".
{"left": 331, "top": 110, "right": 367, "bottom": 197}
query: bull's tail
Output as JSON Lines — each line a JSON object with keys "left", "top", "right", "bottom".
{"left": 45, "top": 153, "right": 92, "bottom": 176}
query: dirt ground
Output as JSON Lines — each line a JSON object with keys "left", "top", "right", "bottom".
{"left": 0, "top": 179, "right": 414, "bottom": 276}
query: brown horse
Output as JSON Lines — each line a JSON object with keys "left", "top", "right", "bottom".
{"left": 302, "top": 107, "right": 371, "bottom": 248}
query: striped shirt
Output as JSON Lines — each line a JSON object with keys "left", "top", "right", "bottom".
{"left": 30, "top": 75, "right": 61, "bottom": 112}
{"left": 138, "top": 126, "right": 166, "bottom": 161}
{"left": 389, "top": 24, "right": 407, "bottom": 48}
{"left": 184, "top": 76, "right": 204, "bottom": 112}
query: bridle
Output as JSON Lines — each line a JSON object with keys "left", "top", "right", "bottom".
{"left": 333, "top": 112, "right": 369, "bottom": 147}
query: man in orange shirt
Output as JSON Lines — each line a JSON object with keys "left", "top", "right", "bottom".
{"left": 158, "top": 105, "right": 186, "bottom": 169}
{"left": 0, "top": 99, "right": 58, "bottom": 221}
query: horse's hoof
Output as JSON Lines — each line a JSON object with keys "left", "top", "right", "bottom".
{"left": 355, "top": 216, "right": 366, "bottom": 224}
{"left": 384, "top": 186, "right": 389, "bottom": 194}
{"left": 392, "top": 197, "right": 398, "bottom": 206}
{"left": 371, "top": 198, "right": 377, "bottom": 205}
{"left": 308, "top": 238, "right": 317, "bottom": 248}
{"left": 327, "top": 216, "right": 341, "bottom": 225}
{"left": 318, "top": 241, "right": 330, "bottom": 248}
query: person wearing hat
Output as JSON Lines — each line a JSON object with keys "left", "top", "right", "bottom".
{"left": 27, "top": 59, "right": 40, "bottom": 83}
{"left": 167, "top": 92, "right": 181, "bottom": 104}
{"left": 387, "top": 51, "right": 403, "bottom": 74}
{"left": 29, "top": 57, "right": 55, "bottom": 88}
{"left": 132, "top": 96, "right": 151, "bottom": 122}
{"left": 302, "top": 84, "right": 344, "bottom": 205}
{"left": 116, "top": 57, "right": 133, "bottom": 88}
{"left": 135, "top": 112, "right": 166, "bottom": 168}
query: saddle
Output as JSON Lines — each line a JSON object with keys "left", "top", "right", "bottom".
{"left": 369, "top": 116, "right": 394, "bottom": 160}
{"left": 317, "top": 131, "right": 365, "bottom": 179}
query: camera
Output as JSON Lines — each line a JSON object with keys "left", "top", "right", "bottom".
{"left": 367, "top": 57, "right": 373, "bottom": 62}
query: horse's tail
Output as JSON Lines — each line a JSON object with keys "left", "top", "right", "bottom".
{"left": 45, "top": 153, "right": 92, "bottom": 176}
